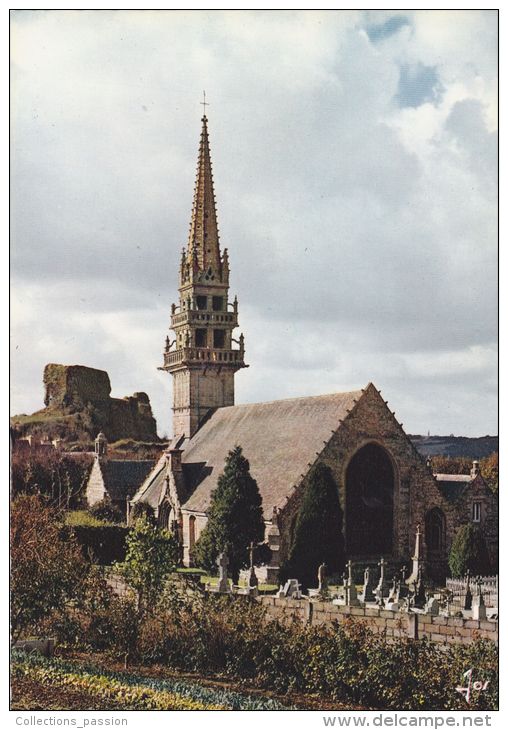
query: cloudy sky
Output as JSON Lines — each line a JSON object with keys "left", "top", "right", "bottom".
{"left": 11, "top": 9, "right": 498, "bottom": 438}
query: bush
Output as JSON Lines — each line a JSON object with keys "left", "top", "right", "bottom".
{"left": 10, "top": 447, "right": 92, "bottom": 508}
{"left": 134, "top": 593, "right": 497, "bottom": 710}
{"left": 115, "top": 515, "right": 180, "bottom": 616}
{"left": 281, "top": 462, "right": 345, "bottom": 588}
{"left": 89, "top": 498, "right": 124, "bottom": 524}
{"left": 449, "top": 524, "right": 492, "bottom": 577}
{"left": 10, "top": 494, "right": 89, "bottom": 641}
{"left": 130, "top": 501, "right": 157, "bottom": 525}
{"left": 68, "top": 524, "right": 129, "bottom": 564}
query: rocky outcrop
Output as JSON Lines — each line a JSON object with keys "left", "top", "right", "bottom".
{"left": 11, "top": 364, "right": 158, "bottom": 443}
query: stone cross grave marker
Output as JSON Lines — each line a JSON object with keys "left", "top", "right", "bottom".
{"left": 217, "top": 551, "right": 231, "bottom": 593}
{"left": 375, "top": 557, "right": 388, "bottom": 605}
{"left": 346, "top": 560, "right": 360, "bottom": 606}
{"left": 360, "top": 566, "right": 375, "bottom": 603}
{"left": 472, "top": 577, "right": 487, "bottom": 620}
{"left": 248, "top": 542, "right": 259, "bottom": 589}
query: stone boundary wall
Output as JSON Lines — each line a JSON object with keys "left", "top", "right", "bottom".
{"left": 255, "top": 596, "right": 498, "bottom": 647}
{"left": 102, "top": 570, "right": 498, "bottom": 647}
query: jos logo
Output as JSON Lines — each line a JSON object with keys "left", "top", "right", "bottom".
{"left": 456, "top": 668, "right": 490, "bottom": 704}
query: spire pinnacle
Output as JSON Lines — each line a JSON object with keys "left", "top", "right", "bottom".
{"left": 200, "top": 90, "right": 209, "bottom": 118}
{"left": 186, "top": 110, "right": 221, "bottom": 272}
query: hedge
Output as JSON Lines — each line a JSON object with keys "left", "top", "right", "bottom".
{"left": 64, "top": 525, "right": 129, "bottom": 565}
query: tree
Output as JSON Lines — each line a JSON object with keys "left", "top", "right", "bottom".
{"left": 281, "top": 462, "right": 345, "bottom": 589}
{"left": 115, "top": 514, "right": 179, "bottom": 616}
{"left": 194, "top": 445, "right": 266, "bottom": 583}
{"left": 480, "top": 452, "right": 498, "bottom": 492}
{"left": 10, "top": 494, "right": 88, "bottom": 641}
{"left": 449, "top": 524, "right": 492, "bottom": 577}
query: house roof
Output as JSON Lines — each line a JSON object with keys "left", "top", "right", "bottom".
{"left": 100, "top": 460, "right": 155, "bottom": 501}
{"left": 434, "top": 473, "right": 473, "bottom": 502}
{"left": 181, "top": 389, "right": 364, "bottom": 517}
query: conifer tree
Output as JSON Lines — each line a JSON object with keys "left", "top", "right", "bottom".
{"left": 281, "top": 462, "right": 345, "bottom": 589}
{"left": 194, "top": 445, "right": 265, "bottom": 583}
{"left": 449, "top": 523, "right": 492, "bottom": 577}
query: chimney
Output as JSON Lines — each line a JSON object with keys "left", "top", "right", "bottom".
{"left": 471, "top": 460, "right": 480, "bottom": 478}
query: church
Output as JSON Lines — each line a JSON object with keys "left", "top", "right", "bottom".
{"left": 131, "top": 112, "right": 497, "bottom": 581}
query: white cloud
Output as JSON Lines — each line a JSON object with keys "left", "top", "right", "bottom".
{"left": 10, "top": 10, "right": 498, "bottom": 437}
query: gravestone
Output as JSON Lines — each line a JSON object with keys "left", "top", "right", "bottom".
{"left": 346, "top": 560, "right": 360, "bottom": 606}
{"left": 464, "top": 570, "right": 473, "bottom": 611}
{"left": 360, "top": 566, "right": 375, "bottom": 603}
{"left": 318, "top": 562, "right": 329, "bottom": 598}
{"left": 374, "top": 557, "right": 389, "bottom": 606}
{"left": 277, "top": 579, "right": 302, "bottom": 599}
{"left": 424, "top": 596, "right": 440, "bottom": 615}
{"left": 398, "top": 566, "right": 409, "bottom": 600}
{"left": 411, "top": 565, "right": 426, "bottom": 609}
{"left": 217, "top": 552, "right": 231, "bottom": 593}
{"left": 248, "top": 542, "right": 259, "bottom": 591}
{"left": 472, "top": 578, "right": 487, "bottom": 620}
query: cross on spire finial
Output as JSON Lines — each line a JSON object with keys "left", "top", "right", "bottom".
{"left": 201, "top": 90, "right": 209, "bottom": 116}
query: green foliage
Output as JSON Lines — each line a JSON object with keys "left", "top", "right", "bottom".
{"left": 12, "top": 651, "right": 291, "bottom": 710}
{"left": 115, "top": 593, "right": 498, "bottom": 710}
{"left": 10, "top": 447, "right": 92, "bottom": 508}
{"left": 480, "top": 452, "right": 498, "bottom": 492}
{"left": 129, "top": 501, "right": 157, "bottom": 525}
{"left": 281, "top": 462, "right": 345, "bottom": 588}
{"left": 65, "top": 510, "right": 116, "bottom": 528}
{"left": 10, "top": 494, "right": 88, "bottom": 641}
{"left": 449, "top": 524, "right": 492, "bottom": 577}
{"left": 194, "top": 445, "right": 266, "bottom": 582}
{"left": 68, "top": 524, "right": 129, "bottom": 564}
{"left": 88, "top": 498, "right": 124, "bottom": 524}
{"left": 115, "top": 515, "right": 179, "bottom": 614}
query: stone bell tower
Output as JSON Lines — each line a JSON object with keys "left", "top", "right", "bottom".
{"left": 160, "top": 112, "right": 247, "bottom": 438}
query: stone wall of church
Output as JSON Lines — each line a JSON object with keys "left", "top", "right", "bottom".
{"left": 277, "top": 385, "right": 469, "bottom": 571}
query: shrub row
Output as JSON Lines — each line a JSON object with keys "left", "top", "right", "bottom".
{"left": 64, "top": 525, "right": 129, "bottom": 564}
{"left": 41, "top": 586, "right": 498, "bottom": 711}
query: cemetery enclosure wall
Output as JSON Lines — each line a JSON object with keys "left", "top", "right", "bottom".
{"left": 256, "top": 596, "right": 498, "bottom": 647}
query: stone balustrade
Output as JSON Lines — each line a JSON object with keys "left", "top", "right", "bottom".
{"left": 171, "top": 310, "right": 238, "bottom": 327}
{"left": 163, "top": 347, "right": 244, "bottom": 368}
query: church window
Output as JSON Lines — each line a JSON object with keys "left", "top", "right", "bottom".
{"left": 212, "top": 296, "right": 224, "bottom": 311}
{"left": 195, "top": 329, "right": 207, "bottom": 347}
{"left": 425, "top": 507, "right": 446, "bottom": 552}
{"left": 196, "top": 295, "right": 207, "bottom": 310}
{"left": 472, "top": 502, "right": 482, "bottom": 523}
{"left": 345, "top": 443, "right": 394, "bottom": 556}
{"left": 213, "top": 329, "right": 225, "bottom": 348}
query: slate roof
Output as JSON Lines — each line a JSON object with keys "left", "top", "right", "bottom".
{"left": 100, "top": 460, "right": 155, "bottom": 501}
{"left": 182, "top": 390, "right": 364, "bottom": 518}
{"left": 130, "top": 454, "right": 168, "bottom": 509}
{"left": 434, "top": 473, "right": 473, "bottom": 502}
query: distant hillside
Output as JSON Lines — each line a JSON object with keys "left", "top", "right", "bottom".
{"left": 409, "top": 435, "right": 498, "bottom": 458}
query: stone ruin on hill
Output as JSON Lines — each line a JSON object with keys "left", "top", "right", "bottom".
{"left": 12, "top": 363, "right": 158, "bottom": 443}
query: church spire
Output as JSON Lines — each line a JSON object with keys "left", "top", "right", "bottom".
{"left": 161, "top": 107, "right": 248, "bottom": 439}
{"left": 187, "top": 114, "right": 221, "bottom": 273}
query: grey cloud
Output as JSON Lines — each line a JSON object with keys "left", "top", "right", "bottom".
{"left": 10, "top": 10, "right": 498, "bottom": 437}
